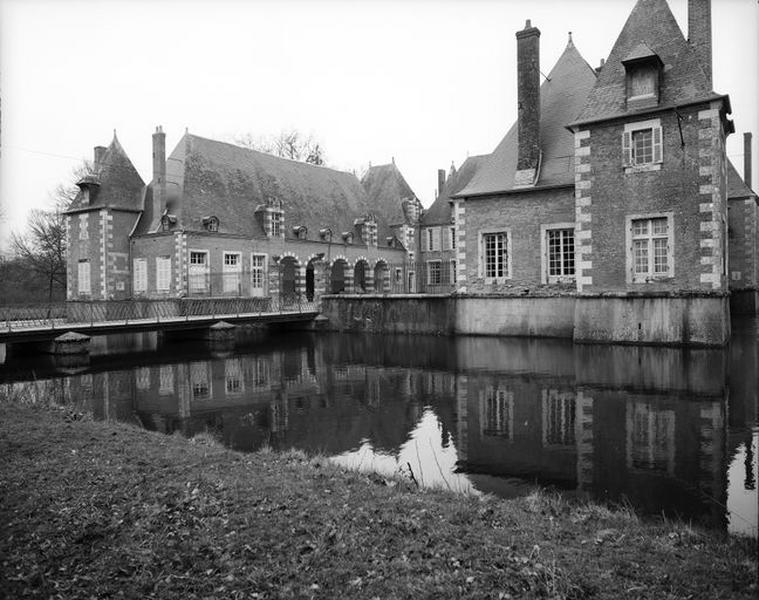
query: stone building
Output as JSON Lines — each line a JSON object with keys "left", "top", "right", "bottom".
{"left": 418, "top": 156, "right": 487, "bottom": 293}
{"left": 451, "top": 0, "right": 756, "bottom": 344}
{"left": 65, "top": 130, "right": 409, "bottom": 303}
{"left": 361, "top": 161, "right": 424, "bottom": 289}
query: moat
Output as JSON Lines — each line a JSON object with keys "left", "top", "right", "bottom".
{"left": 1, "top": 321, "right": 757, "bottom": 538}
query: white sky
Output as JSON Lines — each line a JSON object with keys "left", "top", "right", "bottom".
{"left": 1, "top": 0, "right": 757, "bottom": 249}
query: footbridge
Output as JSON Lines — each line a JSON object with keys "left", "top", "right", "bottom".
{"left": 0, "top": 297, "right": 320, "bottom": 344}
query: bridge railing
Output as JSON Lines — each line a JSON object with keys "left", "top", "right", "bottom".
{"left": 0, "top": 296, "right": 321, "bottom": 332}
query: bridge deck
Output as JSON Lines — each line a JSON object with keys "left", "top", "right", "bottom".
{"left": 0, "top": 301, "right": 320, "bottom": 343}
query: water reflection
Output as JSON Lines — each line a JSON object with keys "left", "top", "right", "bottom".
{"left": 1, "top": 324, "right": 757, "bottom": 537}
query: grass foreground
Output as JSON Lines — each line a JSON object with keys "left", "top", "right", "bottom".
{"left": 1, "top": 401, "right": 756, "bottom": 600}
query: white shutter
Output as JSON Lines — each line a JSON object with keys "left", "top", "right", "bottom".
{"left": 432, "top": 228, "right": 441, "bottom": 251}
{"left": 653, "top": 126, "right": 663, "bottom": 163}
{"left": 622, "top": 131, "right": 632, "bottom": 165}
{"left": 156, "top": 257, "right": 171, "bottom": 291}
{"left": 78, "top": 261, "right": 91, "bottom": 295}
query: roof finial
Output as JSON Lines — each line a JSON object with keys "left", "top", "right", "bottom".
{"left": 113, "top": 128, "right": 118, "bottom": 140}
{"left": 567, "top": 31, "right": 573, "bottom": 48}
{"left": 392, "top": 156, "right": 395, "bottom": 165}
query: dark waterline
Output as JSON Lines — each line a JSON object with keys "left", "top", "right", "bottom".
{"left": 2, "top": 321, "right": 757, "bottom": 538}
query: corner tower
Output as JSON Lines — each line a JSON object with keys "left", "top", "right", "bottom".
{"left": 569, "top": 0, "right": 734, "bottom": 345}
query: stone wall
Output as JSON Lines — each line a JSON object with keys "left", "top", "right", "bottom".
{"left": 322, "top": 293, "right": 730, "bottom": 347}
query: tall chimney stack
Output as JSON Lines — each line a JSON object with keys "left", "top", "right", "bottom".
{"left": 744, "top": 132, "right": 753, "bottom": 190}
{"left": 93, "top": 146, "right": 106, "bottom": 169}
{"left": 152, "top": 126, "right": 166, "bottom": 218}
{"left": 437, "top": 169, "right": 446, "bottom": 196}
{"left": 516, "top": 19, "right": 541, "bottom": 184}
{"left": 688, "top": 0, "right": 712, "bottom": 89}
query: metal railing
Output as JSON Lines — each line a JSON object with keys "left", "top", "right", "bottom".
{"left": 0, "top": 296, "right": 320, "bottom": 333}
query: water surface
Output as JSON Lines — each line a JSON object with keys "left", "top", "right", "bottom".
{"left": 2, "top": 321, "right": 757, "bottom": 537}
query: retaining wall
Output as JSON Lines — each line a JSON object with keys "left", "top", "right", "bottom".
{"left": 321, "top": 293, "right": 731, "bottom": 346}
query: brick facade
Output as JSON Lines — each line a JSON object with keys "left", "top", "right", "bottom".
{"left": 576, "top": 103, "right": 729, "bottom": 294}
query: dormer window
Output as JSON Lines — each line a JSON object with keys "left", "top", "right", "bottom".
{"left": 319, "top": 228, "right": 333, "bottom": 241}
{"left": 292, "top": 225, "right": 307, "bottom": 240}
{"left": 202, "top": 216, "right": 219, "bottom": 232}
{"left": 621, "top": 42, "right": 663, "bottom": 108}
{"left": 160, "top": 210, "right": 177, "bottom": 232}
{"left": 270, "top": 212, "right": 282, "bottom": 237}
{"left": 341, "top": 231, "right": 354, "bottom": 244}
{"left": 629, "top": 66, "right": 656, "bottom": 100}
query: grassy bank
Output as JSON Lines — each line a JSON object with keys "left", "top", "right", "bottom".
{"left": 1, "top": 400, "right": 756, "bottom": 600}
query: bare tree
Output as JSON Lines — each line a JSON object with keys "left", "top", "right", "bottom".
{"left": 234, "top": 129, "right": 326, "bottom": 166}
{"left": 10, "top": 162, "right": 92, "bottom": 303}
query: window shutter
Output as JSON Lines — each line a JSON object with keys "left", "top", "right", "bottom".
{"left": 622, "top": 131, "right": 632, "bottom": 165}
{"left": 653, "top": 126, "right": 663, "bottom": 163}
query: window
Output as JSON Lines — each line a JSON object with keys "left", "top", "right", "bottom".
{"left": 481, "top": 231, "right": 510, "bottom": 279}
{"left": 547, "top": 228, "right": 575, "bottom": 280}
{"left": 225, "top": 359, "right": 243, "bottom": 394}
{"left": 78, "top": 214, "right": 88, "bottom": 240}
{"left": 426, "top": 260, "right": 442, "bottom": 285}
{"left": 542, "top": 390, "right": 576, "bottom": 446}
{"left": 450, "top": 226, "right": 456, "bottom": 250}
{"left": 190, "top": 251, "right": 206, "bottom": 266}
{"left": 449, "top": 259, "right": 456, "bottom": 284}
{"left": 190, "top": 362, "right": 210, "bottom": 399}
{"left": 202, "top": 216, "right": 219, "bottom": 232}
{"left": 626, "top": 402, "right": 675, "bottom": 474}
{"left": 270, "top": 211, "right": 282, "bottom": 237}
{"left": 427, "top": 229, "right": 434, "bottom": 251}
{"left": 628, "top": 215, "right": 673, "bottom": 282}
{"left": 394, "top": 268, "right": 402, "bottom": 284}
{"left": 223, "top": 252, "right": 241, "bottom": 294}
{"left": 251, "top": 254, "right": 266, "bottom": 291}
{"left": 132, "top": 258, "right": 147, "bottom": 294}
{"left": 189, "top": 250, "right": 209, "bottom": 294}
{"left": 481, "top": 387, "right": 513, "bottom": 439}
{"left": 159, "top": 366, "right": 174, "bottom": 395}
{"left": 629, "top": 67, "right": 656, "bottom": 99}
{"left": 623, "top": 119, "right": 662, "bottom": 168}
{"left": 156, "top": 256, "right": 171, "bottom": 292}
{"left": 77, "top": 260, "right": 91, "bottom": 295}
{"left": 136, "top": 367, "right": 150, "bottom": 391}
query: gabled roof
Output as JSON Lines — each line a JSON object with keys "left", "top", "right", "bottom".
{"left": 136, "top": 134, "right": 394, "bottom": 242}
{"left": 421, "top": 155, "right": 488, "bottom": 225}
{"left": 573, "top": 0, "right": 717, "bottom": 125}
{"left": 455, "top": 39, "right": 596, "bottom": 198}
{"left": 727, "top": 160, "right": 756, "bottom": 200}
{"left": 360, "top": 162, "right": 421, "bottom": 227}
{"left": 66, "top": 133, "right": 145, "bottom": 213}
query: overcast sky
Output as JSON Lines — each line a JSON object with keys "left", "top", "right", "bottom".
{"left": 1, "top": 0, "right": 757, "bottom": 248}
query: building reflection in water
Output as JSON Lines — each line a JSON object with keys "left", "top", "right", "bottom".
{"left": 4, "top": 326, "right": 756, "bottom": 537}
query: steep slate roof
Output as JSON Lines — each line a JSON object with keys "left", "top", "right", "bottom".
{"left": 572, "top": 0, "right": 718, "bottom": 125}
{"left": 137, "top": 134, "right": 394, "bottom": 242}
{"left": 727, "top": 160, "right": 756, "bottom": 200}
{"left": 361, "top": 162, "right": 420, "bottom": 227}
{"left": 66, "top": 133, "right": 145, "bottom": 213}
{"left": 421, "top": 155, "right": 488, "bottom": 226}
{"left": 455, "top": 39, "right": 597, "bottom": 197}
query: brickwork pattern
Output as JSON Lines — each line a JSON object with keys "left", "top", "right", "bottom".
{"left": 697, "top": 102, "right": 727, "bottom": 291}
{"left": 463, "top": 188, "right": 575, "bottom": 292}
{"left": 580, "top": 104, "right": 727, "bottom": 293}
{"left": 574, "top": 130, "right": 592, "bottom": 291}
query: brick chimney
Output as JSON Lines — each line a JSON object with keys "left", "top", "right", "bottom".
{"left": 688, "top": 0, "right": 712, "bottom": 89}
{"left": 515, "top": 19, "right": 541, "bottom": 186}
{"left": 152, "top": 126, "right": 166, "bottom": 219}
{"left": 437, "top": 169, "right": 446, "bottom": 196}
{"left": 93, "top": 146, "right": 106, "bottom": 169}
{"left": 745, "top": 132, "right": 753, "bottom": 190}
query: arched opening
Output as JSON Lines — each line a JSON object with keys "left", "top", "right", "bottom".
{"left": 374, "top": 260, "right": 389, "bottom": 293}
{"left": 305, "top": 261, "right": 315, "bottom": 301}
{"left": 330, "top": 259, "right": 347, "bottom": 294}
{"left": 354, "top": 260, "right": 368, "bottom": 293}
{"left": 280, "top": 257, "right": 298, "bottom": 303}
